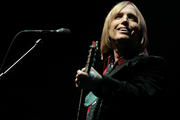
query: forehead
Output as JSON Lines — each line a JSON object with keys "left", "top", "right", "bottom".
{"left": 120, "top": 4, "right": 137, "bottom": 15}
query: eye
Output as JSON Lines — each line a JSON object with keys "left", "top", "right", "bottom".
{"left": 115, "top": 13, "right": 123, "bottom": 19}
{"left": 128, "top": 14, "right": 138, "bottom": 22}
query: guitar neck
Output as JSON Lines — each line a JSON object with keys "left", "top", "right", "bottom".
{"left": 85, "top": 41, "right": 98, "bottom": 74}
{"left": 76, "top": 41, "right": 98, "bottom": 120}
{"left": 85, "top": 49, "right": 94, "bottom": 73}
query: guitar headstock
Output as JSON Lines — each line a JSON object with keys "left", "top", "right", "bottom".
{"left": 85, "top": 41, "right": 99, "bottom": 73}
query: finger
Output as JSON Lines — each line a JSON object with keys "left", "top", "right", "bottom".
{"left": 77, "top": 70, "right": 87, "bottom": 76}
{"left": 81, "top": 68, "right": 86, "bottom": 72}
{"left": 75, "top": 78, "right": 78, "bottom": 82}
{"left": 76, "top": 73, "right": 79, "bottom": 78}
{"left": 77, "top": 70, "right": 82, "bottom": 74}
{"left": 78, "top": 70, "right": 89, "bottom": 77}
{"left": 75, "top": 83, "right": 79, "bottom": 87}
{"left": 76, "top": 70, "right": 82, "bottom": 78}
{"left": 75, "top": 78, "right": 79, "bottom": 88}
{"left": 76, "top": 69, "right": 80, "bottom": 74}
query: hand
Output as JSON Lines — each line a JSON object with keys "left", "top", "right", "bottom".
{"left": 75, "top": 68, "right": 88, "bottom": 88}
{"left": 75, "top": 67, "right": 102, "bottom": 90}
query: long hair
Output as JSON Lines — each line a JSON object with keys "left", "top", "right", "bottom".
{"left": 100, "top": 1, "right": 148, "bottom": 59}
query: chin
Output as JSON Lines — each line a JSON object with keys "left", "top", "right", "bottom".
{"left": 116, "top": 35, "right": 130, "bottom": 40}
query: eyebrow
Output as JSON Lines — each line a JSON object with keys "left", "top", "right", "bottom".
{"left": 115, "top": 12, "right": 137, "bottom": 17}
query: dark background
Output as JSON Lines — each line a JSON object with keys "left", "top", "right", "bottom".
{"left": 0, "top": 0, "right": 179, "bottom": 119}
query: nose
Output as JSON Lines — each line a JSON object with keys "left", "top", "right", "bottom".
{"left": 121, "top": 15, "right": 128, "bottom": 25}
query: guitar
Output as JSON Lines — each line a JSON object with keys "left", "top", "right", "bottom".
{"left": 76, "top": 41, "right": 99, "bottom": 120}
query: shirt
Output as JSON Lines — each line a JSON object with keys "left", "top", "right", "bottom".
{"left": 86, "top": 55, "right": 126, "bottom": 120}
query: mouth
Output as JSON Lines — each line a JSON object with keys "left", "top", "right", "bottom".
{"left": 116, "top": 27, "right": 130, "bottom": 34}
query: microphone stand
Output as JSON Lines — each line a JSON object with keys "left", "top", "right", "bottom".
{"left": 0, "top": 38, "right": 42, "bottom": 79}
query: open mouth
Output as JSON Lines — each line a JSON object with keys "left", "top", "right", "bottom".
{"left": 117, "top": 27, "right": 130, "bottom": 34}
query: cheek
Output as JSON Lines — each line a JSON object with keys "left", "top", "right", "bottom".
{"left": 130, "top": 24, "right": 140, "bottom": 37}
{"left": 109, "top": 23, "right": 116, "bottom": 38}
{"left": 109, "top": 27, "right": 114, "bottom": 37}
{"left": 109, "top": 20, "right": 121, "bottom": 38}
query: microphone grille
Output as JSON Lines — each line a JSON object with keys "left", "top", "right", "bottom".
{"left": 56, "top": 28, "right": 71, "bottom": 33}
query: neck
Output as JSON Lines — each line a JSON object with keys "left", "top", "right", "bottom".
{"left": 111, "top": 40, "right": 125, "bottom": 62}
{"left": 113, "top": 48, "right": 123, "bottom": 63}
{"left": 111, "top": 39, "right": 137, "bottom": 60}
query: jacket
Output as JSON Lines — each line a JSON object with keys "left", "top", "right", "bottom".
{"left": 85, "top": 55, "right": 167, "bottom": 120}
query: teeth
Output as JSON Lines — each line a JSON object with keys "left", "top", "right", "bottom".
{"left": 120, "top": 28, "right": 127, "bottom": 31}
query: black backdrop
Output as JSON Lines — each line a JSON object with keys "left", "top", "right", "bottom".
{"left": 0, "top": 0, "right": 179, "bottom": 119}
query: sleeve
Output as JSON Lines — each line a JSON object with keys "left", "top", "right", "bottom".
{"left": 93, "top": 56, "right": 167, "bottom": 97}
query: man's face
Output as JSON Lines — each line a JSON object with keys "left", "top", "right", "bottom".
{"left": 109, "top": 4, "right": 139, "bottom": 42}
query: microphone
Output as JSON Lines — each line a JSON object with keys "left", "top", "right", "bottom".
{"left": 23, "top": 28, "right": 71, "bottom": 34}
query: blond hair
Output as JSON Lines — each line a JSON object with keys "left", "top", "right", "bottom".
{"left": 100, "top": 1, "right": 148, "bottom": 57}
